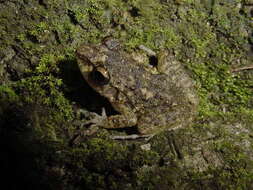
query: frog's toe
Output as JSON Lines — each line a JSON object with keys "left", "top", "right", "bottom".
{"left": 90, "top": 115, "right": 107, "bottom": 126}
{"left": 83, "top": 108, "right": 108, "bottom": 127}
{"left": 101, "top": 107, "right": 107, "bottom": 117}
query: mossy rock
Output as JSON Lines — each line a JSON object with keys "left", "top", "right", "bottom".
{"left": 0, "top": 0, "right": 253, "bottom": 189}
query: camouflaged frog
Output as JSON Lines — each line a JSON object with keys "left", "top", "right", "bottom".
{"left": 76, "top": 39, "right": 198, "bottom": 136}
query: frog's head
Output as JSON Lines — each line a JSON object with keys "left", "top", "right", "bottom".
{"left": 76, "top": 44, "right": 118, "bottom": 102}
{"left": 76, "top": 44, "right": 110, "bottom": 84}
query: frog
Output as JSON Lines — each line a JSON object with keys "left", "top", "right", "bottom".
{"left": 76, "top": 39, "right": 198, "bottom": 137}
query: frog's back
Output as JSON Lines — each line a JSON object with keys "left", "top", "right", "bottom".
{"left": 105, "top": 49, "right": 197, "bottom": 108}
{"left": 104, "top": 48, "right": 198, "bottom": 133}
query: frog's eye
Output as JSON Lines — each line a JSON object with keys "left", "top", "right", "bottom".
{"left": 90, "top": 66, "right": 110, "bottom": 85}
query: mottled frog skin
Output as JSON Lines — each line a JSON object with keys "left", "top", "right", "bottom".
{"left": 76, "top": 39, "right": 198, "bottom": 135}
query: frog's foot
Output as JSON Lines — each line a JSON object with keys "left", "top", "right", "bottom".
{"left": 82, "top": 108, "right": 108, "bottom": 127}
{"left": 110, "top": 134, "right": 154, "bottom": 140}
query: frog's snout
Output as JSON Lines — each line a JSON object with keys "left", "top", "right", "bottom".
{"left": 76, "top": 45, "right": 93, "bottom": 60}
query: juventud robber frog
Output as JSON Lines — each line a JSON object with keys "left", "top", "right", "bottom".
{"left": 76, "top": 39, "right": 198, "bottom": 136}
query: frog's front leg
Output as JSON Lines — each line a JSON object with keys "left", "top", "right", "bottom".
{"left": 90, "top": 103, "right": 138, "bottom": 129}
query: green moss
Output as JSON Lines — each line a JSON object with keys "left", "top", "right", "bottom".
{"left": 16, "top": 53, "right": 73, "bottom": 121}
{"left": 28, "top": 22, "right": 51, "bottom": 42}
{"left": 16, "top": 33, "right": 26, "bottom": 42}
{"left": 0, "top": 52, "right": 75, "bottom": 144}
{"left": 209, "top": 141, "right": 253, "bottom": 189}
{"left": 0, "top": 85, "right": 19, "bottom": 102}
